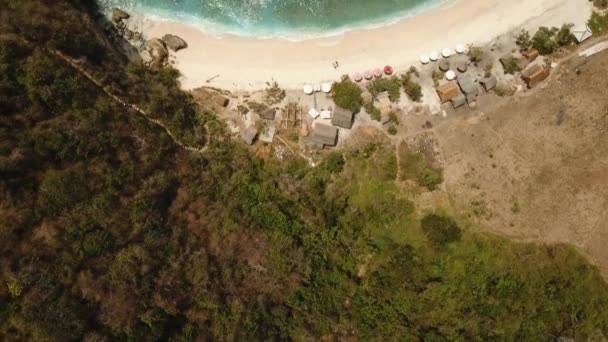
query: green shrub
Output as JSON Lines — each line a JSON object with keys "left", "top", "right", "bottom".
{"left": 322, "top": 152, "right": 345, "bottom": 173}
{"left": 332, "top": 75, "right": 362, "bottom": 113}
{"left": 387, "top": 125, "right": 397, "bottom": 135}
{"left": 589, "top": 11, "right": 608, "bottom": 35}
{"left": 421, "top": 214, "right": 462, "bottom": 248}
{"left": 515, "top": 29, "right": 532, "bottom": 51}
{"left": 367, "top": 77, "right": 401, "bottom": 102}
{"left": 364, "top": 103, "right": 381, "bottom": 121}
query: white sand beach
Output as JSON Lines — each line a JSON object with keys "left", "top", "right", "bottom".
{"left": 134, "top": 0, "right": 592, "bottom": 91}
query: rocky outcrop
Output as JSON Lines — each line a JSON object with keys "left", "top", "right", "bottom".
{"left": 144, "top": 38, "right": 169, "bottom": 67}
{"left": 111, "top": 8, "right": 130, "bottom": 24}
{"left": 162, "top": 34, "right": 188, "bottom": 52}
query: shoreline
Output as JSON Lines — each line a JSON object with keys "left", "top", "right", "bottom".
{"left": 128, "top": 0, "right": 592, "bottom": 91}
{"left": 123, "top": 0, "right": 446, "bottom": 42}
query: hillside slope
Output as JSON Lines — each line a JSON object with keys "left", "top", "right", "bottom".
{"left": 0, "top": 1, "right": 607, "bottom": 340}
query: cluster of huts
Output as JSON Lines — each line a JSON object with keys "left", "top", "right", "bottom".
{"left": 310, "top": 106, "right": 354, "bottom": 149}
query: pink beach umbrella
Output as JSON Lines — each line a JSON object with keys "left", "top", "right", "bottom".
{"left": 364, "top": 70, "right": 374, "bottom": 80}
{"left": 384, "top": 65, "right": 394, "bottom": 75}
{"left": 373, "top": 68, "right": 383, "bottom": 78}
{"left": 352, "top": 72, "right": 363, "bottom": 82}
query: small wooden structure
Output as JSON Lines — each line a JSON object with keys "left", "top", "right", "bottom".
{"left": 311, "top": 123, "right": 338, "bottom": 148}
{"left": 457, "top": 74, "right": 479, "bottom": 97}
{"left": 479, "top": 76, "right": 497, "bottom": 91}
{"left": 436, "top": 81, "right": 461, "bottom": 103}
{"left": 331, "top": 106, "right": 354, "bottom": 129}
{"left": 281, "top": 102, "right": 301, "bottom": 129}
{"left": 450, "top": 93, "right": 466, "bottom": 108}
{"left": 523, "top": 48, "right": 539, "bottom": 63}
{"left": 522, "top": 64, "right": 550, "bottom": 88}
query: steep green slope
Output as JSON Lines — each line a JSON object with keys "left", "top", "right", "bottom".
{"left": 0, "top": 1, "right": 607, "bottom": 341}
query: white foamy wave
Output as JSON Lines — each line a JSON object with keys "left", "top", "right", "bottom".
{"left": 101, "top": 0, "right": 446, "bottom": 42}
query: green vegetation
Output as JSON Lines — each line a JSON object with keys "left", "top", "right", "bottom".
{"left": 364, "top": 102, "right": 381, "bottom": 121}
{"left": 588, "top": 11, "right": 608, "bottom": 35}
{"left": 468, "top": 45, "right": 485, "bottom": 63}
{"left": 421, "top": 213, "right": 462, "bottom": 249}
{"left": 387, "top": 125, "right": 397, "bottom": 135}
{"left": 398, "top": 142, "right": 444, "bottom": 190}
{"left": 515, "top": 29, "right": 532, "bottom": 51}
{"left": 264, "top": 80, "right": 286, "bottom": 105}
{"left": 332, "top": 75, "right": 362, "bottom": 113}
{"left": 502, "top": 57, "right": 522, "bottom": 75}
{"left": 367, "top": 76, "right": 401, "bottom": 102}
{"left": 484, "top": 61, "right": 494, "bottom": 78}
{"left": 532, "top": 25, "right": 576, "bottom": 55}
{"left": 1, "top": 1, "right": 608, "bottom": 341}
{"left": 399, "top": 70, "right": 423, "bottom": 102}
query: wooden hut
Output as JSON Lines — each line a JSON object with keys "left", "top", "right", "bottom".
{"left": 450, "top": 93, "right": 466, "bottom": 108}
{"left": 523, "top": 48, "right": 539, "bottom": 63}
{"left": 457, "top": 75, "right": 479, "bottom": 97}
{"left": 331, "top": 106, "right": 354, "bottom": 129}
{"left": 479, "top": 76, "right": 497, "bottom": 91}
{"left": 522, "top": 64, "right": 550, "bottom": 88}
{"left": 311, "top": 123, "right": 338, "bottom": 147}
{"left": 436, "top": 81, "right": 461, "bottom": 103}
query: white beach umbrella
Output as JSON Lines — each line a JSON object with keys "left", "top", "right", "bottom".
{"left": 455, "top": 43, "right": 466, "bottom": 54}
{"left": 429, "top": 51, "right": 439, "bottom": 61}
{"left": 441, "top": 48, "right": 453, "bottom": 58}
{"left": 322, "top": 83, "right": 332, "bottom": 93}
{"left": 420, "top": 55, "right": 430, "bottom": 64}
{"left": 445, "top": 70, "right": 456, "bottom": 80}
{"left": 304, "top": 84, "right": 313, "bottom": 95}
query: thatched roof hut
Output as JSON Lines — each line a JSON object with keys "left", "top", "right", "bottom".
{"left": 436, "top": 81, "right": 461, "bottom": 103}
{"left": 457, "top": 74, "right": 479, "bottom": 96}
{"left": 522, "top": 64, "right": 550, "bottom": 88}
{"left": 331, "top": 106, "right": 354, "bottom": 129}
{"left": 523, "top": 48, "right": 539, "bottom": 62}
{"left": 450, "top": 93, "right": 466, "bottom": 108}
{"left": 479, "top": 76, "right": 497, "bottom": 91}
{"left": 311, "top": 123, "right": 338, "bottom": 147}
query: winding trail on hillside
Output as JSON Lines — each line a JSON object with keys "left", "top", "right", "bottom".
{"left": 49, "top": 49, "right": 210, "bottom": 154}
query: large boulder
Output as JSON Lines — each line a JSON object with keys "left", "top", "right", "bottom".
{"left": 162, "top": 34, "right": 188, "bottom": 52}
{"left": 112, "top": 8, "right": 130, "bottom": 24}
{"left": 145, "top": 38, "right": 169, "bottom": 67}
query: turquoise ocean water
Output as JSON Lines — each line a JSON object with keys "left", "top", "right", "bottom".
{"left": 99, "top": 0, "right": 442, "bottom": 40}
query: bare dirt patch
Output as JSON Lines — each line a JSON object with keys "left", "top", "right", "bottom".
{"left": 432, "top": 49, "right": 608, "bottom": 275}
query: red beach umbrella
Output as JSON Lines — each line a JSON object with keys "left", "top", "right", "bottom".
{"left": 384, "top": 65, "right": 394, "bottom": 75}
{"left": 364, "top": 70, "right": 373, "bottom": 80}
{"left": 373, "top": 68, "right": 383, "bottom": 78}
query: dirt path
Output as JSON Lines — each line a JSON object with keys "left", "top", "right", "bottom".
{"left": 49, "top": 49, "right": 209, "bottom": 154}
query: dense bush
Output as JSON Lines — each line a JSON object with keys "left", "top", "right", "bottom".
{"left": 421, "top": 213, "right": 462, "bottom": 248}
{"left": 1, "top": 1, "right": 608, "bottom": 341}
{"left": 332, "top": 75, "right": 362, "bottom": 113}
{"left": 532, "top": 25, "right": 575, "bottom": 55}
{"left": 367, "top": 77, "right": 401, "bottom": 102}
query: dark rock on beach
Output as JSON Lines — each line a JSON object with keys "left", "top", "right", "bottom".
{"left": 162, "top": 34, "right": 188, "bottom": 52}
